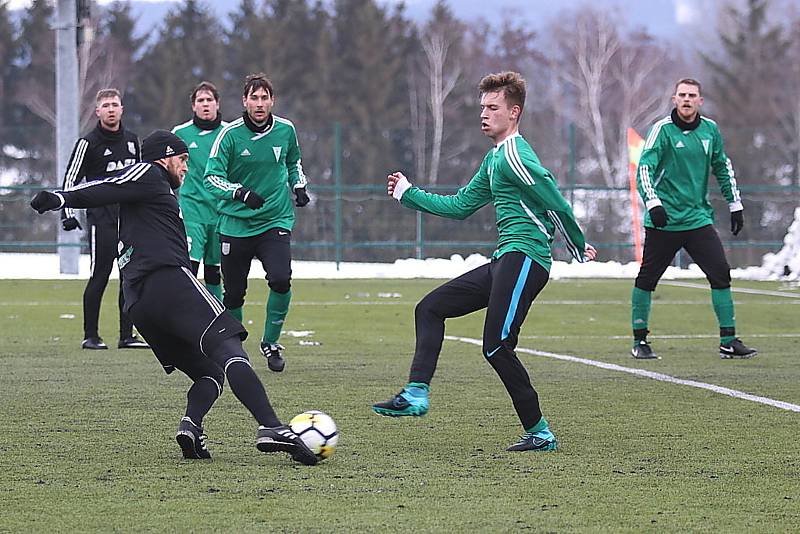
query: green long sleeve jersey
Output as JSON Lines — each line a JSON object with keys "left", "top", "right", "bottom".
{"left": 204, "top": 114, "right": 307, "bottom": 237}
{"left": 400, "top": 133, "right": 587, "bottom": 271}
{"left": 637, "top": 113, "right": 742, "bottom": 231}
{"left": 171, "top": 119, "right": 227, "bottom": 224}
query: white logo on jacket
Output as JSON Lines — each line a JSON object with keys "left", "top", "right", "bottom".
{"left": 701, "top": 139, "right": 711, "bottom": 154}
{"left": 128, "top": 142, "right": 136, "bottom": 155}
{"left": 272, "top": 146, "right": 282, "bottom": 162}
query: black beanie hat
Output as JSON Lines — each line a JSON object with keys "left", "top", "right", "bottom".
{"left": 141, "top": 130, "right": 189, "bottom": 162}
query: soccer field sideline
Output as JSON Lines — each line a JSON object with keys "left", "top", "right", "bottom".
{"left": 447, "top": 335, "right": 800, "bottom": 413}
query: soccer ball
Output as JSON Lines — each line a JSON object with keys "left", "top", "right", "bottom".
{"left": 289, "top": 410, "right": 338, "bottom": 461}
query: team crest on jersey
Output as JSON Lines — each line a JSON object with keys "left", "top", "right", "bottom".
{"left": 128, "top": 142, "right": 136, "bottom": 155}
{"left": 272, "top": 146, "right": 282, "bottom": 162}
{"left": 189, "top": 141, "right": 198, "bottom": 149}
{"left": 675, "top": 140, "right": 685, "bottom": 148}
{"left": 240, "top": 148, "right": 251, "bottom": 157}
{"left": 103, "top": 148, "right": 112, "bottom": 156}
{"left": 701, "top": 139, "right": 711, "bottom": 154}
{"left": 222, "top": 242, "right": 230, "bottom": 255}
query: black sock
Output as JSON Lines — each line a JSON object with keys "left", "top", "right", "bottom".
{"left": 633, "top": 328, "right": 649, "bottom": 342}
{"left": 185, "top": 377, "right": 220, "bottom": 425}
{"left": 225, "top": 360, "right": 281, "bottom": 427}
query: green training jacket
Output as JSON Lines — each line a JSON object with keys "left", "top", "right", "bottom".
{"left": 400, "top": 133, "right": 587, "bottom": 271}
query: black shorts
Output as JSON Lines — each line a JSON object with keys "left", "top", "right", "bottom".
{"left": 128, "top": 266, "right": 248, "bottom": 377}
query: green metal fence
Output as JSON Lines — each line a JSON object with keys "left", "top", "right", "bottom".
{"left": 3, "top": 182, "right": 796, "bottom": 268}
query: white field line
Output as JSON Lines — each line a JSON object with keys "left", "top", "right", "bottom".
{"left": 518, "top": 333, "right": 800, "bottom": 340}
{"left": 446, "top": 335, "right": 800, "bottom": 413}
{"left": 662, "top": 280, "right": 800, "bottom": 299}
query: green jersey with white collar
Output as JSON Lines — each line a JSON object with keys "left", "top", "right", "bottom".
{"left": 204, "top": 114, "right": 307, "bottom": 237}
{"left": 171, "top": 118, "right": 227, "bottom": 223}
{"left": 637, "top": 111, "right": 742, "bottom": 231}
{"left": 399, "top": 133, "right": 587, "bottom": 271}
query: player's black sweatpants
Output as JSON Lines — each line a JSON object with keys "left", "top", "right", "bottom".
{"left": 127, "top": 266, "right": 281, "bottom": 428}
{"left": 84, "top": 221, "right": 134, "bottom": 340}
{"left": 220, "top": 228, "right": 292, "bottom": 309}
{"left": 635, "top": 224, "right": 731, "bottom": 291}
{"left": 409, "top": 252, "right": 549, "bottom": 430}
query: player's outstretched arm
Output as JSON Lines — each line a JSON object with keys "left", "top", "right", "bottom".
{"left": 30, "top": 191, "right": 65, "bottom": 214}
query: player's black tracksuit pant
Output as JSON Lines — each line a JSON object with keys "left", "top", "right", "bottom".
{"left": 128, "top": 266, "right": 281, "bottom": 428}
{"left": 635, "top": 225, "right": 731, "bottom": 291}
{"left": 84, "top": 221, "right": 134, "bottom": 340}
{"left": 409, "top": 252, "right": 549, "bottom": 430}
{"left": 220, "top": 228, "right": 292, "bottom": 309}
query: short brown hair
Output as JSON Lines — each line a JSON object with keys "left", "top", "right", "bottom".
{"left": 243, "top": 73, "right": 274, "bottom": 99}
{"left": 478, "top": 71, "right": 526, "bottom": 113}
{"left": 191, "top": 81, "right": 219, "bottom": 103}
{"left": 96, "top": 88, "right": 121, "bottom": 104}
{"left": 674, "top": 78, "right": 702, "bottom": 96}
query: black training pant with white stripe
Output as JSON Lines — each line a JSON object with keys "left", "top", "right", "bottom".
{"left": 127, "top": 266, "right": 281, "bottom": 428}
{"left": 409, "top": 252, "right": 550, "bottom": 430}
{"left": 83, "top": 221, "right": 134, "bottom": 340}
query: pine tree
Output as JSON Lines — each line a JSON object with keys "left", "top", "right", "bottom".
{"left": 134, "top": 0, "right": 226, "bottom": 132}
{"left": 13, "top": 0, "right": 55, "bottom": 175}
{"left": 700, "top": 0, "right": 788, "bottom": 184}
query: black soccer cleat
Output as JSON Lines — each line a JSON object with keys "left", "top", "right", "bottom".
{"left": 719, "top": 338, "right": 758, "bottom": 359}
{"left": 81, "top": 337, "right": 108, "bottom": 350}
{"left": 256, "top": 425, "right": 318, "bottom": 465}
{"left": 176, "top": 416, "right": 211, "bottom": 459}
{"left": 260, "top": 342, "right": 285, "bottom": 372}
{"left": 118, "top": 335, "right": 150, "bottom": 349}
{"left": 631, "top": 340, "right": 658, "bottom": 359}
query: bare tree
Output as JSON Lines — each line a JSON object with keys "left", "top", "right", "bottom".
{"left": 419, "top": 2, "right": 463, "bottom": 184}
{"left": 551, "top": 9, "right": 620, "bottom": 186}
{"left": 610, "top": 32, "right": 676, "bottom": 185}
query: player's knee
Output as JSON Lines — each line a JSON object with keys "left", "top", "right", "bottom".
{"left": 634, "top": 277, "right": 658, "bottom": 292}
{"left": 202, "top": 373, "right": 224, "bottom": 397}
{"left": 708, "top": 272, "right": 731, "bottom": 290}
{"left": 268, "top": 278, "right": 291, "bottom": 294}
{"left": 415, "top": 293, "right": 443, "bottom": 320}
{"left": 223, "top": 292, "right": 245, "bottom": 309}
{"left": 204, "top": 265, "right": 221, "bottom": 286}
{"left": 222, "top": 355, "right": 252, "bottom": 376}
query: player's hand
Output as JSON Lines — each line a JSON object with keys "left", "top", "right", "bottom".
{"left": 61, "top": 216, "right": 82, "bottom": 231}
{"left": 730, "top": 210, "right": 744, "bottom": 236}
{"left": 294, "top": 186, "right": 310, "bottom": 207}
{"left": 649, "top": 205, "right": 668, "bottom": 228}
{"left": 233, "top": 186, "right": 264, "bottom": 209}
{"left": 30, "top": 191, "right": 62, "bottom": 214}
{"left": 583, "top": 243, "right": 597, "bottom": 262}
{"left": 387, "top": 172, "right": 412, "bottom": 201}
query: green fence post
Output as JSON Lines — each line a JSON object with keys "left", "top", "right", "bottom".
{"left": 334, "top": 122, "right": 342, "bottom": 269}
{"left": 568, "top": 122, "right": 576, "bottom": 203}
{"left": 415, "top": 211, "right": 423, "bottom": 259}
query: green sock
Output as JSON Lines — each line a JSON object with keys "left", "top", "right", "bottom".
{"left": 206, "top": 283, "right": 222, "bottom": 302}
{"left": 263, "top": 289, "right": 291, "bottom": 344}
{"left": 525, "top": 416, "right": 549, "bottom": 434}
{"left": 229, "top": 306, "right": 242, "bottom": 321}
{"left": 712, "top": 288, "right": 736, "bottom": 344}
{"left": 405, "top": 382, "right": 429, "bottom": 397}
{"left": 631, "top": 287, "right": 652, "bottom": 346}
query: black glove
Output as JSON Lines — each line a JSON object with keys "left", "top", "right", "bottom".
{"left": 61, "top": 216, "right": 82, "bottom": 231}
{"left": 294, "top": 187, "right": 310, "bottom": 207}
{"left": 233, "top": 187, "right": 264, "bottom": 210}
{"left": 30, "top": 191, "right": 62, "bottom": 214}
{"left": 730, "top": 210, "right": 744, "bottom": 236}
{"left": 649, "top": 205, "right": 668, "bottom": 228}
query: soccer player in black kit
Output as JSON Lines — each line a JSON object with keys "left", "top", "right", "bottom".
{"left": 61, "top": 88, "right": 148, "bottom": 350}
{"left": 31, "top": 130, "right": 317, "bottom": 465}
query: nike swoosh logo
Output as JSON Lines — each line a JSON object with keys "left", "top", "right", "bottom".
{"left": 278, "top": 231, "right": 288, "bottom": 236}
{"left": 720, "top": 346, "right": 734, "bottom": 352}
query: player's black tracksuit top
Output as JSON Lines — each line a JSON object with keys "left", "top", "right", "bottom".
{"left": 55, "top": 162, "right": 191, "bottom": 310}
{"left": 61, "top": 121, "right": 140, "bottom": 225}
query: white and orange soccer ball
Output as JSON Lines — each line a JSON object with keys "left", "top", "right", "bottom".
{"left": 289, "top": 410, "right": 338, "bottom": 461}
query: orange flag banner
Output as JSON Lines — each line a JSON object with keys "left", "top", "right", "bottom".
{"left": 627, "top": 128, "right": 645, "bottom": 263}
